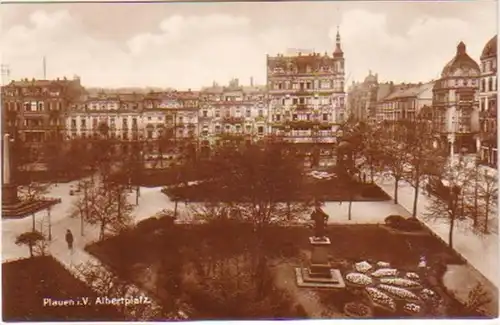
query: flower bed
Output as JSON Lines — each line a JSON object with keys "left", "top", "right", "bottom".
{"left": 420, "top": 288, "right": 438, "bottom": 301}
{"left": 376, "top": 261, "right": 390, "bottom": 268}
{"left": 354, "top": 261, "right": 372, "bottom": 273}
{"left": 377, "top": 284, "right": 419, "bottom": 301}
{"left": 343, "top": 302, "right": 373, "bottom": 318}
{"left": 370, "top": 268, "right": 398, "bottom": 278}
{"left": 405, "top": 272, "right": 420, "bottom": 280}
{"left": 365, "top": 287, "right": 396, "bottom": 312}
{"left": 345, "top": 273, "right": 373, "bottom": 287}
{"left": 403, "top": 302, "right": 422, "bottom": 315}
{"left": 379, "top": 277, "right": 421, "bottom": 289}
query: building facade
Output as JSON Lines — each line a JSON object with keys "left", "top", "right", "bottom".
{"left": 198, "top": 78, "right": 267, "bottom": 154}
{"left": 431, "top": 41, "right": 481, "bottom": 155}
{"left": 478, "top": 35, "right": 497, "bottom": 167}
{"left": 376, "top": 82, "right": 433, "bottom": 123}
{"left": 266, "top": 29, "right": 346, "bottom": 167}
{"left": 2, "top": 77, "right": 84, "bottom": 147}
{"left": 347, "top": 71, "right": 394, "bottom": 123}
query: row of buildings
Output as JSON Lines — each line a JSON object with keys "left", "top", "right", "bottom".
{"left": 1, "top": 31, "right": 496, "bottom": 168}
{"left": 1, "top": 30, "right": 347, "bottom": 168}
{"left": 347, "top": 36, "right": 497, "bottom": 168}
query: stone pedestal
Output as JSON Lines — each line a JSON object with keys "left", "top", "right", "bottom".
{"left": 2, "top": 183, "right": 18, "bottom": 206}
{"left": 295, "top": 236, "right": 346, "bottom": 289}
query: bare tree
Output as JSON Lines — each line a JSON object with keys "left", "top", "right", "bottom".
{"left": 70, "top": 178, "right": 95, "bottom": 236}
{"left": 423, "top": 155, "right": 476, "bottom": 249}
{"left": 403, "top": 119, "right": 446, "bottom": 217}
{"left": 83, "top": 177, "right": 134, "bottom": 240}
{"left": 15, "top": 231, "right": 45, "bottom": 258}
{"left": 75, "top": 261, "right": 167, "bottom": 320}
{"left": 475, "top": 169, "right": 498, "bottom": 234}
{"left": 18, "top": 166, "right": 51, "bottom": 231}
{"left": 380, "top": 136, "right": 409, "bottom": 205}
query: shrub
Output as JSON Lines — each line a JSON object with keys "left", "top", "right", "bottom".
{"left": 385, "top": 215, "right": 423, "bottom": 232}
{"left": 136, "top": 217, "right": 161, "bottom": 233}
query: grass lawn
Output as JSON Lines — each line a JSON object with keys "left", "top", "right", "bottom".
{"left": 2, "top": 256, "right": 124, "bottom": 322}
{"left": 86, "top": 219, "right": 479, "bottom": 319}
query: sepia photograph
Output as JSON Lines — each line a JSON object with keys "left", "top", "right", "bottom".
{"left": 0, "top": 0, "right": 498, "bottom": 322}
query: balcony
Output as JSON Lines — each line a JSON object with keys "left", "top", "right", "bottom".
{"left": 295, "top": 104, "right": 309, "bottom": 111}
{"left": 222, "top": 116, "right": 244, "bottom": 124}
{"left": 285, "top": 120, "right": 318, "bottom": 129}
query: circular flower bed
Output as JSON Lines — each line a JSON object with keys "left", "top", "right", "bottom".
{"left": 345, "top": 272, "right": 373, "bottom": 287}
{"left": 403, "top": 302, "right": 422, "bottom": 315}
{"left": 365, "top": 287, "right": 397, "bottom": 312}
{"left": 343, "top": 302, "right": 373, "bottom": 318}
{"left": 371, "top": 268, "right": 398, "bottom": 278}
{"left": 379, "top": 277, "right": 421, "bottom": 289}
{"left": 377, "top": 284, "right": 419, "bottom": 301}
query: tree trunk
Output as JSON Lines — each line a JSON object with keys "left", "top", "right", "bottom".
{"left": 100, "top": 223, "right": 105, "bottom": 240}
{"left": 32, "top": 213, "right": 36, "bottom": 231}
{"left": 448, "top": 213, "right": 455, "bottom": 249}
{"left": 484, "top": 194, "right": 490, "bottom": 234}
{"left": 348, "top": 200, "right": 352, "bottom": 220}
{"left": 174, "top": 200, "right": 178, "bottom": 218}
{"left": 394, "top": 177, "right": 399, "bottom": 204}
{"left": 412, "top": 176, "right": 420, "bottom": 218}
{"left": 28, "top": 244, "right": 34, "bottom": 258}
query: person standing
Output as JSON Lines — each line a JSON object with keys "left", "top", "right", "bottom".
{"left": 65, "top": 229, "right": 74, "bottom": 250}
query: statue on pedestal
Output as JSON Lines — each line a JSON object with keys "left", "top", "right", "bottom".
{"left": 311, "top": 202, "right": 329, "bottom": 239}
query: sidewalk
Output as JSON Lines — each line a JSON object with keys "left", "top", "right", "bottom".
{"left": 375, "top": 176, "right": 498, "bottom": 288}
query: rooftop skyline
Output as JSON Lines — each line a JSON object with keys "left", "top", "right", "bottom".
{"left": 1, "top": 1, "right": 497, "bottom": 89}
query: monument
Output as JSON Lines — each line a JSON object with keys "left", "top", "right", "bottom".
{"left": 2, "top": 134, "right": 19, "bottom": 205}
{"left": 295, "top": 202, "right": 345, "bottom": 288}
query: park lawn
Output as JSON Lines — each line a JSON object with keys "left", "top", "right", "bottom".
{"left": 86, "top": 222, "right": 467, "bottom": 318}
{"left": 163, "top": 178, "right": 391, "bottom": 202}
{"left": 2, "top": 256, "right": 124, "bottom": 322}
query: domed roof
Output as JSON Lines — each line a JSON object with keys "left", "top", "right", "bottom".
{"left": 364, "top": 70, "right": 377, "bottom": 84}
{"left": 441, "top": 42, "right": 480, "bottom": 78}
{"left": 481, "top": 35, "right": 497, "bottom": 60}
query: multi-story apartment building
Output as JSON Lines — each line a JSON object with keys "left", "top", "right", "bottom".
{"left": 477, "top": 35, "right": 497, "bottom": 167}
{"left": 1, "top": 76, "right": 84, "bottom": 158}
{"left": 431, "top": 41, "right": 481, "bottom": 155}
{"left": 347, "top": 71, "right": 393, "bottom": 123}
{"left": 266, "top": 29, "right": 346, "bottom": 167}
{"left": 376, "top": 82, "right": 433, "bottom": 123}
{"left": 66, "top": 90, "right": 144, "bottom": 141}
{"left": 199, "top": 78, "right": 267, "bottom": 153}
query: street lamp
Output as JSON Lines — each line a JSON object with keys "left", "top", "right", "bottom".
{"left": 47, "top": 206, "right": 52, "bottom": 240}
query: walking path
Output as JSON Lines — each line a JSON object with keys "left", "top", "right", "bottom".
{"left": 374, "top": 176, "right": 498, "bottom": 288}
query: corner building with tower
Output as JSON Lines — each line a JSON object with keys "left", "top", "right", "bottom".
{"left": 266, "top": 28, "right": 346, "bottom": 168}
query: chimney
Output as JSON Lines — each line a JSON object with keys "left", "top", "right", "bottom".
{"left": 250, "top": 77, "right": 254, "bottom": 86}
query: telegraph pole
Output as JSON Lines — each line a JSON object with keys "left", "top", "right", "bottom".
{"left": 43, "top": 56, "right": 47, "bottom": 79}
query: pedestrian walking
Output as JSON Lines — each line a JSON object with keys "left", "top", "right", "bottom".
{"left": 65, "top": 229, "right": 74, "bottom": 250}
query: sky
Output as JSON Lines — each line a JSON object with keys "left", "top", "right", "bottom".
{"left": 0, "top": 1, "right": 497, "bottom": 89}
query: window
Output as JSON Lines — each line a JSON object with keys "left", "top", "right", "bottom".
{"left": 147, "top": 130, "right": 153, "bottom": 139}
{"left": 322, "top": 113, "right": 329, "bottom": 121}
{"left": 276, "top": 114, "right": 281, "bottom": 121}
{"left": 215, "top": 110, "right": 220, "bottom": 118}
{"left": 306, "top": 114, "right": 311, "bottom": 121}
{"left": 148, "top": 116, "right": 152, "bottom": 120}
{"left": 257, "top": 126, "right": 264, "bottom": 134}
{"left": 488, "top": 77, "right": 493, "bottom": 92}
{"left": 292, "top": 114, "right": 298, "bottom": 121}
{"left": 122, "top": 118, "right": 128, "bottom": 128}
{"left": 81, "top": 119, "right": 86, "bottom": 128}
{"left": 299, "top": 98, "right": 305, "bottom": 105}
{"left": 293, "top": 98, "right": 298, "bottom": 105}
{"left": 71, "top": 118, "right": 77, "bottom": 128}
{"left": 281, "top": 98, "right": 286, "bottom": 105}
{"left": 202, "top": 110, "right": 208, "bottom": 117}
{"left": 215, "top": 125, "right": 221, "bottom": 133}
{"left": 246, "top": 109, "right": 251, "bottom": 117}
{"left": 132, "top": 118, "right": 138, "bottom": 127}
{"left": 258, "top": 110, "right": 263, "bottom": 117}
{"left": 245, "top": 125, "right": 251, "bottom": 132}
{"left": 307, "top": 82, "right": 312, "bottom": 89}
